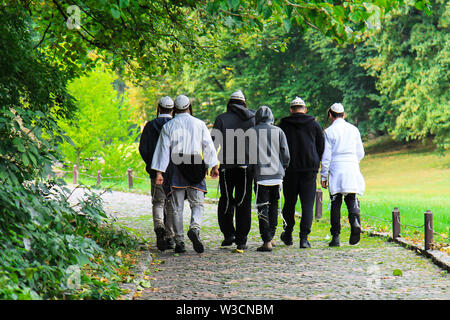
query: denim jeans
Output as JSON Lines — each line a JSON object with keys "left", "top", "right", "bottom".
{"left": 256, "top": 184, "right": 281, "bottom": 243}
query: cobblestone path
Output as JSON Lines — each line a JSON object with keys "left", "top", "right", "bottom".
{"left": 80, "top": 189, "right": 449, "bottom": 300}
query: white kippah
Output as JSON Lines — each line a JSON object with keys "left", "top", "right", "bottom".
{"left": 230, "top": 90, "right": 245, "bottom": 102}
{"left": 290, "top": 96, "right": 305, "bottom": 107}
{"left": 330, "top": 103, "right": 344, "bottom": 113}
{"left": 158, "top": 96, "right": 174, "bottom": 109}
{"left": 174, "top": 95, "right": 190, "bottom": 110}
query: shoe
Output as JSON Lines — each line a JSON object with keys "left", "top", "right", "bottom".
{"left": 236, "top": 244, "right": 248, "bottom": 250}
{"left": 155, "top": 227, "right": 168, "bottom": 251}
{"left": 221, "top": 236, "right": 235, "bottom": 246}
{"left": 299, "top": 238, "right": 311, "bottom": 249}
{"left": 280, "top": 231, "right": 293, "bottom": 246}
{"left": 257, "top": 242, "right": 273, "bottom": 252}
{"left": 187, "top": 229, "right": 205, "bottom": 253}
{"left": 329, "top": 235, "right": 340, "bottom": 247}
{"left": 349, "top": 216, "right": 361, "bottom": 245}
{"left": 175, "top": 241, "right": 186, "bottom": 253}
{"left": 166, "top": 238, "right": 175, "bottom": 250}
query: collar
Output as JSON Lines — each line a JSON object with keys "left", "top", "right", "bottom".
{"left": 158, "top": 113, "right": 172, "bottom": 119}
{"left": 333, "top": 118, "right": 345, "bottom": 124}
{"left": 174, "top": 113, "right": 190, "bottom": 117}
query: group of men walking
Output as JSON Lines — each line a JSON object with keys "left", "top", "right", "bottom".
{"left": 139, "top": 90, "right": 365, "bottom": 254}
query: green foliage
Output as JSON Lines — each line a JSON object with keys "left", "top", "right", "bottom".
{"left": 363, "top": 0, "right": 449, "bottom": 150}
{"left": 0, "top": 4, "right": 139, "bottom": 300}
{"left": 58, "top": 66, "right": 144, "bottom": 177}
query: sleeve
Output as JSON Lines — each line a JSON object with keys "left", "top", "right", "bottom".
{"left": 211, "top": 116, "right": 222, "bottom": 152}
{"left": 320, "top": 130, "right": 332, "bottom": 181}
{"left": 355, "top": 128, "right": 365, "bottom": 162}
{"left": 151, "top": 125, "right": 171, "bottom": 173}
{"left": 202, "top": 123, "right": 219, "bottom": 168}
{"left": 279, "top": 129, "right": 290, "bottom": 169}
{"left": 138, "top": 123, "right": 151, "bottom": 165}
{"left": 315, "top": 122, "right": 325, "bottom": 159}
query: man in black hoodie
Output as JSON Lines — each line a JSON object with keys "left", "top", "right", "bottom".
{"left": 139, "top": 96, "right": 175, "bottom": 251}
{"left": 279, "top": 97, "right": 325, "bottom": 248}
{"left": 212, "top": 90, "right": 255, "bottom": 250}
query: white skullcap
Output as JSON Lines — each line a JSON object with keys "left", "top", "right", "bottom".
{"left": 330, "top": 103, "right": 344, "bottom": 113}
{"left": 174, "top": 95, "right": 190, "bottom": 110}
{"left": 230, "top": 90, "right": 245, "bottom": 102}
{"left": 290, "top": 96, "right": 306, "bottom": 107}
{"left": 158, "top": 96, "right": 174, "bottom": 109}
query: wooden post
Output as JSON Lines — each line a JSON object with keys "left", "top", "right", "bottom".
{"left": 73, "top": 165, "right": 78, "bottom": 184}
{"left": 128, "top": 168, "right": 133, "bottom": 189}
{"left": 424, "top": 210, "right": 433, "bottom": 250}
{"left": 97, "top": 170, "right": 101, "bottom": 186}
{"left": 315, "top": 189, "right": 323, "bottom": 220}
{"left": 392, "top": 207, "right": 401, "bottom": 239}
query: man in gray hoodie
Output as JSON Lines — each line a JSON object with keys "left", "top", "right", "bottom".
{"left": 253, "top": 106, "right": 290, "bottom": 252}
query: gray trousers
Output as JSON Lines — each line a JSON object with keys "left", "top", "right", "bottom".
{"left": 169, "top": 187, "right": 205, "bottom": 244}
{"left": 151, "top": 179, "right": 175, "bottom": 239}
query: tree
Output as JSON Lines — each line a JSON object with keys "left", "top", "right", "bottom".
{"left": 58, "top": 66, "right": 142, "bottom": 176}
{"left": 362, "top": 0, "right": 449, "bottom": 149}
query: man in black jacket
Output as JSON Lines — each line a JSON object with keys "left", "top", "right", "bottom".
{"left": 212, "top": 90, "right": 255, "bottom": 250}
{"left": 138, "top": 96, "right": 174, "bottom": 251}
{"left": 279, "top": 97, "right": 325, "bottom": 248}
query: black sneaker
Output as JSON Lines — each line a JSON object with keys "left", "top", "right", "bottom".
{"left": 175, "top": 241, "right": 186, "bottom": 253}
{"left": 187, "top": 229, "right": 205, "bottom": 253}
{"left": 349, "top": 216, "right": 361, "bottom": 245}
{"left": 155, "top": 227, "right": 168, "bottom": 251}
{"left": 299, "top": 238, "right": 311, "bottom": 249}
{"left": 329, "top": 235, "right": 340, "bottom": 247}
{"left": 236, "top": 244, "right": 248, "bottom": 250}
{"left": 166, "top": 237, "right": 175, "bottom": 250}
{"left": 221, "top": 236, "right": 235, "bottom": 246}
{"left": 280, "top": 231, "right": 293, "bottom": 246}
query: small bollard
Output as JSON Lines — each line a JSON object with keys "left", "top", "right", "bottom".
{"left": 73, "top": 165, "right": 78, "bottom": 184}
{"left": 97, "top": 170, "right": 101, "bottom": 186}
{"left": 392, "top": 207, "right": 401, "bottom": 239}
{"left": 128, "top": 168, "right": 133, "bottom": 189}
{"left": 315, "top": 189, "right": 323, "bottom": 220}
{"left": 424, "top": 210, "right": 433, "bottom": 250}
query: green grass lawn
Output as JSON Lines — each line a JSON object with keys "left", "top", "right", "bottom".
{"left": 64, "top": 137, "right": 449, "bottom": 245}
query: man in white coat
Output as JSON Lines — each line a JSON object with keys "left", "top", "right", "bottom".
{"left": 320, "top": 103, "right": 365, "bottom": 247}
{"left": 151, "top": 95, "right": 219, "bottom": 254}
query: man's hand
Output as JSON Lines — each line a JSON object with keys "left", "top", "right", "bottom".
{"left": 209, "top": 165, "right": 219, "bottom": 179}
{"left": 321, "top": 179, "right": 328, "bottom": 189}
{"left": 155, "top": 171, "right": 164, "bottom": 185}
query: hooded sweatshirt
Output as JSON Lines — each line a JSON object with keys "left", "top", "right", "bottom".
{"left": 213, "top": 103, "right": 256, "bottom": 169}
{"left": 253, "top": 106, "right": 290, "bottom": 182}
{"left": 279, "top": 113, "right": 325, "bottom": 173}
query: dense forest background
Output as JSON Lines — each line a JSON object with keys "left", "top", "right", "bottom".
{"left": 136, "top": 0, "right": 448, "bottom": 150}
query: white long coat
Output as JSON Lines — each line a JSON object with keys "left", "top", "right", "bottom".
{"left": 320, "top": 118, "right": 365, "bottom": 196}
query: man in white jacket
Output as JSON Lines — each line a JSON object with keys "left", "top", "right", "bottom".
{"left": 320, "top": 103, "right": 365, "bottom": 247}
{"left": 152, "top": 95, "right": 219, "bottom": 254}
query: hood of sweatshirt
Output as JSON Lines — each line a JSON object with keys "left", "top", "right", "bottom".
{"left": 280, "top": 113, "right": 316, "bottom": 126}
{"left": 228, "top": 103, "right": 255, "bottom": 121}
{"left": 255, "top": 105, "right": 274, "bottom": 125}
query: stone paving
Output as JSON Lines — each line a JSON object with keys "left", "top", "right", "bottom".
{"left": 72, "top": 188, "right": 450, "bottom": 300}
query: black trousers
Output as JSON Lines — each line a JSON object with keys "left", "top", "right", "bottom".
{"left": 256, "top": 184, "right": 281, "bottom": 243}
{"left": 282, "top": 171, "right": 317, "bottom": 238}
{"left": 217, "top": 167, "right": 253, "bottom": 245}
{"left": 330, "top": 193, "right": 361, "bottom": 236}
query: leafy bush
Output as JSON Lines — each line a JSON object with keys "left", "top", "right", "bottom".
{"left": 0, "top": 180, "right": 139, "bottom": 300}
